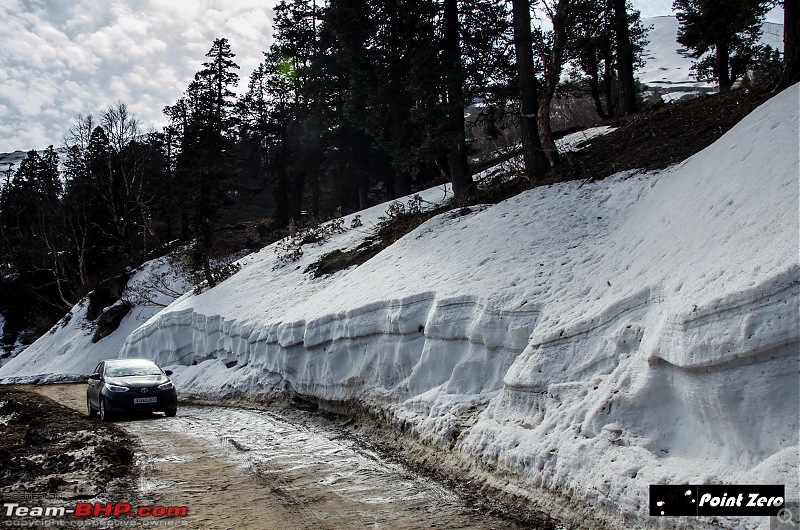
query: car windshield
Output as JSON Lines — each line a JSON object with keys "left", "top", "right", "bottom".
{"left": 105, "top": 361, "right": 162, "bottom": 377}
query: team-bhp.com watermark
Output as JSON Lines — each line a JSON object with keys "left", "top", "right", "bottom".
{"left": 2, "top": 502, "right": 188, "bottom": 527}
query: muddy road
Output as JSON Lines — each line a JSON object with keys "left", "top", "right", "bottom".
{"left": 28, "top": 384, "right": 550, "bottom": 530}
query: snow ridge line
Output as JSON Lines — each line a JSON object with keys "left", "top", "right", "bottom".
{"left": 122, "top": 293, "right": 540, "bottom": 402}
{"left": 649, "top": 265, "right": 800, "bottom": 370}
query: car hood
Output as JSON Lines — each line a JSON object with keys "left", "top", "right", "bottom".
{"left": 105, "top": 375, "right": 169, "bottom": 388}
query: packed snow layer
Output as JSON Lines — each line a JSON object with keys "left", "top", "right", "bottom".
{"left": 113, "top": 86, "right": 800, "bottom": 528}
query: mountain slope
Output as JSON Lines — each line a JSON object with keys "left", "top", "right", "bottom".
{"left": 638, "top": 16, "right": 784, "bottom": 99}
{"left": 107, "top": 85, "right": 799, "bottom": 528}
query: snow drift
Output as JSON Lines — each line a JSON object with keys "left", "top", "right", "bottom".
{"left": 3, "top": 86, "right": 798, "bottom": 528}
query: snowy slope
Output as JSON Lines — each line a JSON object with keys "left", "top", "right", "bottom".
{"left": 638, "top": 16, "right": 785, "bottom": 100}
{"left": 0, "top": 257, "right": 190, "bottom": 382}
{"left": 0, "top": 151, "right": 29, "bottom": 177}
{"left": 107, "top": 86, "right": 798, "bottom": 528}
{"left": 0, "top": 127, "right": 605, "bottom": 382}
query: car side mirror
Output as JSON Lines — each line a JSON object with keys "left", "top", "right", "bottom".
{"left": 89, "top": 373, "right": 101, "bottom": 380}
{"left": 164, "top": 370, "right": 173, "bottom": 376}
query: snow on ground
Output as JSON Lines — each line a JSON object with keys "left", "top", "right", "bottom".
{"left": 558, "top": 126, "right": 614, "bottom": 152}
{"left": 1, "top": 86, "right": 797, "bottom": 529}
{"left": 638, "top": 17, "right": 785, "bottom": 101}
{"left": 0, "top": 257, "right": 190, "bottom": 382}
{"left": 110, "top": 86, "right": 796, "bottom": 528}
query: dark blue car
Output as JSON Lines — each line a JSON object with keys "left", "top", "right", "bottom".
{"left": 87, "top": 358, "right": 178, "bottom": 421}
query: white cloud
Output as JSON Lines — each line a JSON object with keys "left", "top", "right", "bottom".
{"left": 0, "top": 0, "right": 278, "bottom": 152}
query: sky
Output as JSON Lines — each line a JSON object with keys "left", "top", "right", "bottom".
{"left": 0, "top": 0, "right": 785, "bottom": 153}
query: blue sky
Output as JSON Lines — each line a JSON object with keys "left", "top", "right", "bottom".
{"left": 0, "top": 0, "right": 784, "bottom": 153}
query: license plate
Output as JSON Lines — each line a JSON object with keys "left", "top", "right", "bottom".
{"left": 134, "top": 397, "right": 157, "bottom": 404}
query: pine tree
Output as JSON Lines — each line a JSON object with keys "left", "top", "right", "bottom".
{"left": 568, "top": 0, "right": 648, "bottom": 118}
{"left": 328, "top": 0, "right": 438, "bottom": 197}
{"left": 169, "top": 38, "right": 240, "bottom": 288}
{"left": 674, "top": 0, "right": 771, "bottom": 91}
{"left": 2, "top": 149, "right": 72, "bottom": 311}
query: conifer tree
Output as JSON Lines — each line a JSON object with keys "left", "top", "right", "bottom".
{"left": 169, "top": 38, "right": 240, "bottom": 288}
{"left": 674, "top": 0, "right": 772, "bottom": 91}
{"left": 567, "top": 0, "right": 648, "bottom": 119}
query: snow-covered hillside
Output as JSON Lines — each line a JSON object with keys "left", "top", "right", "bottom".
{"left": 108, "top": 86, "right": 796, "bottom": 528}
{"left": 0, "top": 257, "right": 190, "bottom": 379}
{"left": 638, "top": 16, "right": 784, "bottom": 100}
{"left": 2, "top": 85, "right": 797, "bottom": 529}
{"left": 0, "top": 148, "right": 68, "bottom": 174}
{"left": 0, "top": 152, "right": 30, "bottom": 192}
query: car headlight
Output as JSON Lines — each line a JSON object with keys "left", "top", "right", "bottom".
{"left": 158, "top": 381, "right": 174, "bottom": 391}
{"left": 105, "top": 383, "right": 128, "bottom": 393}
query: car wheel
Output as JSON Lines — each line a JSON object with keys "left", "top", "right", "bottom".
{"left": 165, "top": 408, "right": 177, "bottom": 418}
{"left": 87, "top": 396, "right": 97, "bottom": 418}
{"left": 99, "top": 398, "right": 113, "bottom": 422}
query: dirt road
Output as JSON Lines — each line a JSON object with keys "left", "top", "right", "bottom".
{"left": 28, "top": 384, "right": 549, "bottom": 530}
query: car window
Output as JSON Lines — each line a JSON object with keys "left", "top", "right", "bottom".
{"left": 94, "top": 362, "right": 103, "bottom": 374}
{"left": 105, "top": 361, "right": 162, "bottom": 377}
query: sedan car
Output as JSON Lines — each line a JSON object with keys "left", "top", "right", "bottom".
{"left": 87, "top": 358, "right": 178, "bottom": 421}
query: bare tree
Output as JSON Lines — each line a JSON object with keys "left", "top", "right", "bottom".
{"left": 536, "top": 0, "right": 572, "bottom": 166}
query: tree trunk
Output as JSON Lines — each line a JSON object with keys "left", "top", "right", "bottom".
{"left": 537, "top": 0, "right": 569, "bottom": 167}
{"left": 290, "top": 170, "right": 306, "bottom": 222}
{"left": 588, "top": 57, "right": 611, "bottom": 119}
{"left": 603, "top": 59, "right": 616, "bottom": 116}
{"left": 612, "top": 0, "right": 638, "bottom": 114}
{"left": 358, "top": 180, "right": 369, "bottom": 210}
{"left": 180, "top": 211, "right": 190, "bottom": 240}
{"left": 394, "top": 169, "right": 411, "bottom": 198}
{"left": 783, "top": 0, "right": 800, "bottom": 87}
{"left": 309, "top": 170, "right": 320, "bottom": 216}
{"left": 537, "top": 96, "right": 559, "bottom": 166}
{"left": 443, "top": 0, "right": 473, "bottom": 202}
{"left": 715, "top": 41, "right": 732, "bottom": 91}
{"left": 202, "top": 242, "right": 216, "bottom": 288}
{"left": 512, "top": 0, "right": 549, "bottom": 177}
{"left": 274, "top": 126, "right": 290, "bottom": 227}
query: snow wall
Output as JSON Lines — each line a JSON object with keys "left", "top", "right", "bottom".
{"left": 114, "top": 85, "right": 799, "bottom": 527}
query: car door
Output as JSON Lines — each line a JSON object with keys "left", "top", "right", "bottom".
{"left": 88, "top": 361, "right": 104, "bottom": 407}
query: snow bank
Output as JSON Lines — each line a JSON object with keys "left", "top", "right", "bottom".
{"left": 112, "top": 86, "right": 800, "bottom": 528}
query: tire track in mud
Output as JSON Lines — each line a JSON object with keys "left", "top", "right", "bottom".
{"left": 31, "top": 384, "right": 530, "bottom": 530}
